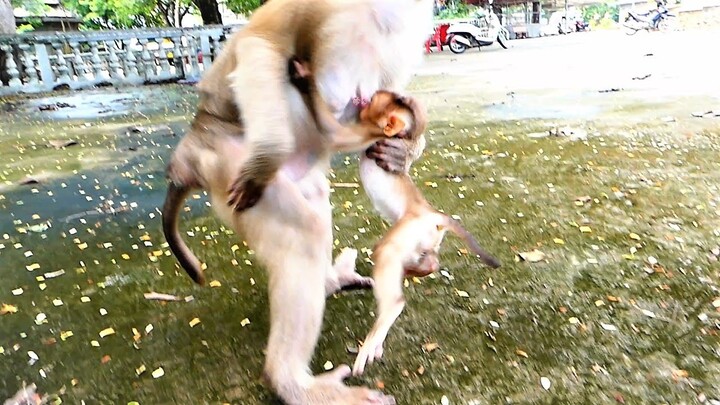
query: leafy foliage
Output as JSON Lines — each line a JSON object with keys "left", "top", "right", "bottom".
{"left": 11, "top": 0, "right": 47, "bottom": 15}
{"left": 9, "top": 0, "right": 48, "bottom": 32}
{"left": 225, "top": 0, "right": 262, "bottom": 15}
{"left": 63, "top": 0, "right": 196, "bottom": 29}
{"left": 12, "top": 0, "right": 263, "bottom": 29}
{"left": 582, "top": 2, "right": 620, "bottom": 24}
{"left": 436, "top": 0, "right": 476, "bottom": 20}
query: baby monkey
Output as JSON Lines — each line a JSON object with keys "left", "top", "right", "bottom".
{"left": 289, "top": 57, "right": 501, "bottom": 376}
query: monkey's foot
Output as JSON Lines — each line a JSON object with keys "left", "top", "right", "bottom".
{"left": 304, "top": 365, "right": 395, "bottom": 405}
{"left": 352, "top": 334, "right": 386, "bottom": 376}
{"left": 227, "top": 175, "right": 265, "bottom": 212}
{"left": 330, "top": 248, "right": 374, "bottom": 294}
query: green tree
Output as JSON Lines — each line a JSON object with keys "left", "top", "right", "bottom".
{"left": 582, "top": 2, "right": 620, "bottom": 24}
{"left": 191, "top": 0, "right": 263, "bottom": 25}
{"left": 63, "top": 0, "right": 197, "bottom": 29}
{"left": 191, "top": 0, "right": 222, "bottom": 25}
{"left": 8, "top": 0, "right": 49, "bottom": 32}
{"left": 226, "top": 0, "right": 262, "bottom": 15}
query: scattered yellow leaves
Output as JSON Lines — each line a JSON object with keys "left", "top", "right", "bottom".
{"left": 209, "top": 280, "right": 222, "bottom": 288}
{"left": 579, "top": 226, "right": 592, "bottom": 233}
{"left": 518, "top": 249, "right": 546, "bottom": 263}
{"left": 423, "top": 342, "right": 440, "bottom": 353}
{"left": 99, "top": 327, "right": 115, "bottom": 338}
{"left": 136, "top": 364, "right": 147, "bottom": 376}
{"left": 189, "top": 318, "right": 201, "bottom": 327}
{"left": 152, "top": 367, "right": 165, "bottom": 378}
{"left": 553, "top": 238, "right": 565, "bottom": 245}
{"left": 629, "top": 233, "right": 641, "bottom": 241}
{"left": 0, "top": 303, "right": 18, "bottom": 315}
{"left": 516, "top": 349, "right": 529, "bottom": 358}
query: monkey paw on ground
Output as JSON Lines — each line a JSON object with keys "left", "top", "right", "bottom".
{"left": 334, "top": 248, "right": 374, "bottom": 291}
{"left": 311, "top": 364, "right": 396, "bottom": 405}
{"left": 227, "top": 175, "right": 266, "bottom": 212}
{"left": 352, "top": 334, "right": 386, "bottom": 376}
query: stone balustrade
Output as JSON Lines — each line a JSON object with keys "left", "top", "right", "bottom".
{"left": 0, "top": 24, "right": 245, "bottom": 95}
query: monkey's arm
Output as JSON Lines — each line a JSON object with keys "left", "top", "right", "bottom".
{"left": 226, "top": 37, "right": 296, "bottom": 212}
{"left": 307, "top": 90, "right": 386, "bottom": 153}
{"left": 366, "top": 93, "right": 427, "bottom": 174}
{"left": 291, "top": 59, "right": 387, "bottom": 153}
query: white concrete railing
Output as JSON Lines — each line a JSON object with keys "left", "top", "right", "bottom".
{"left": 0, "top": 24, "right": 244, "bottom": 95}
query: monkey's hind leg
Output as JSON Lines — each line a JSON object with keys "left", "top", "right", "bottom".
{"left": 241, "top": 172, "right": 393, "bottom": 405}
{"left": 326, "top": 248, "right": 374, "bottom": 296}
{"left": 353, "top": 249, "right": 406, "bottom": 377}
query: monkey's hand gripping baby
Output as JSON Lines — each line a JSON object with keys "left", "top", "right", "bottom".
{"left": 290, "top": 58, "right": 502, "bottom": 376}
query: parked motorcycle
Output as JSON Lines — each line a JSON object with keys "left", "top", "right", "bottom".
{"left": 447, "top": 8, "right": 509, "bottom": 54}
{"left": 575, "top": 20, "right": 590, "bottom": 32}
{"left": 623, "top": 2, "right": 676, "bottom": 35}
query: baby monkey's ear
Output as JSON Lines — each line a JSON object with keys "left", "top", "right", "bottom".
{"left": 383, "top": 114, "right": 406, "bottom": 136}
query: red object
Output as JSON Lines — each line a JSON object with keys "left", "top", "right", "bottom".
{"left": 425, "top": 23, "right": 450, "bottom": 53}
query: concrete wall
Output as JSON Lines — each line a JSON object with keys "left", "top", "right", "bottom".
{"left": 0, "top": 24, "right": 244, "bottom": 95}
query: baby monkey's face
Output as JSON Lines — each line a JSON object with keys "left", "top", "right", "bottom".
{"left": 359, "top": 91, "right": 413, "bottom": 137}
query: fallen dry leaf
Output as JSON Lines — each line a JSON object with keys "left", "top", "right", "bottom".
{"left": 518, "top": 249, "right": 546, "bottom": 263}
{"left": 152, "top": 367, "right": 165, "bottom": 378}
{"left": 0, "top": 303, "right": 18, "bottom": 315}
{"left": 144, "top": 292, "right": 181, "bottom": 301}
{"left": 423, "top": 342, "right": 440, "bottom": 353}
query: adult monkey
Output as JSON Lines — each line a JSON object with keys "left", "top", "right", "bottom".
{"left": 163, "top": 0, "right": 434, "bottom": 403}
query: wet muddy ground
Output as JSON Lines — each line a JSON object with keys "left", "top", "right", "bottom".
{"left": 1, "top": 30, "right": 719, "bottom": 404}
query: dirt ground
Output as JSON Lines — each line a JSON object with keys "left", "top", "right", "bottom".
{"left": 1, "top": 29, "right": 719, "bottom": 404}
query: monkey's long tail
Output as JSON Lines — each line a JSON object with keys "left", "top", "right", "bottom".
{"left": 444, "top": 216, "right": 501, "bottom": 269}
{"left": 162, "top": 182, "right": 206, "bottom": 285}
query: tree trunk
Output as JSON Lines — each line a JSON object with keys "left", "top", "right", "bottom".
{"left": 174, "top": 0, "right": 181, "bottom": 27}
{"left": 0, "top": 0, "right": 16, "bottom": 34}
{"left": 0, "top": 0, "right": 15, "bottom": 85}
{"left": 192, "top": 0, "right": 222, "bottom": 25}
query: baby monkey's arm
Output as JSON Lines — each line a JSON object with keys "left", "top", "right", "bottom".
{"left": 288, "top": 57, "right": 391, "bottom": 153}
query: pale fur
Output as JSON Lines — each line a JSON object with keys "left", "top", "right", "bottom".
{"left": 163, "top": 0, "right": 435, "bottom": 404}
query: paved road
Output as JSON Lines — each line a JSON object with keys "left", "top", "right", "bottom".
{"left": 414, "top": 29, "right": 719, "bottom": 123}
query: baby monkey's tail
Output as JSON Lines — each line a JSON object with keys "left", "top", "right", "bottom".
{"left": 443, "top": 216, "right": 501, "bottom": 269}
{"left": 162, "top": 181, "right": 206, "bottom": 285}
